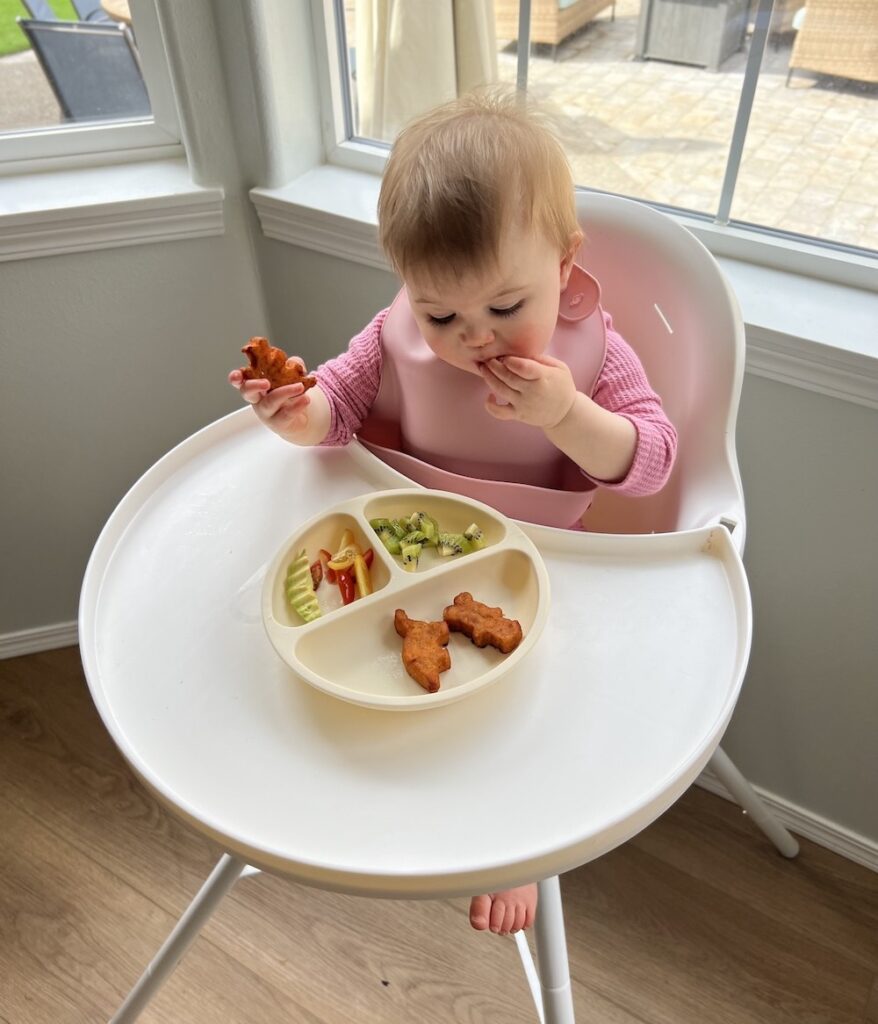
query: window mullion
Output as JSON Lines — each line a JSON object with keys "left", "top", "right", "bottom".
{"left": 517, "top": 0, "right": 532, "bottom": 92}
{"left": 716, "top": 0, "right": 775, "bottom": 225}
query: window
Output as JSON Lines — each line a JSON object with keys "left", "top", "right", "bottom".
{"left": 0, "top": 0, "right": 181, "bottom": 173}
{"left": 318, "top": 0, "right": 877, "bottom": 259}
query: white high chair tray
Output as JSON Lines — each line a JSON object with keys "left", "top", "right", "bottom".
{"left": 80, "top": 409, "right": 751, "bottom": 899}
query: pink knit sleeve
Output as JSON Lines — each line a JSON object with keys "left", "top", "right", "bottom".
{"left": 585, "top": 316, "right": 678, "bottom": 496}
{"left": 315, "top": 309, "right": 387, "bottom": 447}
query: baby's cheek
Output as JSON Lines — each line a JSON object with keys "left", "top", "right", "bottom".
{"left": 508, "top": 323, "right": 550, "bottom": 359}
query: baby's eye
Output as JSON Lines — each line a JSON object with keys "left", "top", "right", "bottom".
{"left": 427, "top": 313, "right": 455, "bottom": 326}
{"left": 490, "top": 300, "right": 524, "bottom": 318}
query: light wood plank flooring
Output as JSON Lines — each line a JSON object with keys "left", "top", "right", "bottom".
{"left": 1, "top": 647, "right": 876, "bottom": 1023}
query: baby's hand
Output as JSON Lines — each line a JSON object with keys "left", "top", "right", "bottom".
{"left": 479, "top": 354, "right": 577, "bottom": 430}
{"left": 228, "top": 358, "right": 315, "bottom": 441}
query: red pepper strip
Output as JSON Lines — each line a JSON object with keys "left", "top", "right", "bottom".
{"left": 337, "top": 568, "right": 356, "bottom": 605}
{"left": 363, "top": 547, "right": 374, "bottom": 568}
{"left": 319, "top": 548, "right": 337, "bottom": 584}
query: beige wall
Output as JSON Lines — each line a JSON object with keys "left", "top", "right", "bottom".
{"left": 0, "top": 235, "right": 262, "bottom": 632}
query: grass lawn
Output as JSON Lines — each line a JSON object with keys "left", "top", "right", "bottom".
{"left": 0, "top": 0, "right": 78, "bottom": 57}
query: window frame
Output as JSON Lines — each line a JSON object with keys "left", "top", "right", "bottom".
{"left": 308, "top": 0, "right": 877, "bottom": 293}
{"left": 0, "top": 0, "right": 183, "bottom": 177}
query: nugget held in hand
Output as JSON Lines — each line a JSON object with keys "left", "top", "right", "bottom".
{"left": 239, "top": 337, "right": 317, "bottom": 392}
{"left": 394, "top": 609, "right": 451, "bottom": 693}
{"left": 443, "top": 592, "right": 523, "bottom": 654}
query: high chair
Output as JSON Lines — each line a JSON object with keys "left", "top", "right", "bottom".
{"left": 80, "top": 193, "right": 795, "bottom": 1024}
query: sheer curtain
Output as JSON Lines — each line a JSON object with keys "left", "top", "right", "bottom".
{"left": 355, "top": 0, "right": 498, "bottom": 142}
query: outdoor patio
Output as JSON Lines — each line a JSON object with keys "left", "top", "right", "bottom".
{"left": 2, "top": 0, "right": 875, "bottom": 250}
{"left": 493, "top": 0, "right": 877, "bottom": 250}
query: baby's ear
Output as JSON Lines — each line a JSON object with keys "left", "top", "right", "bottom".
{"left": 559, "top": 230, "right": 583, "bottom": 289}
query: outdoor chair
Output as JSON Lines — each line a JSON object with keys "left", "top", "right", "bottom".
{"left": 17, "top": 18, "right": 150, "bottom": 122}
{"left": 21, "top": 0, "right": 58, "bottom": 19}
{"left": 494, "top": 0, "right": 616, "bottom": 57}
{"left": 71, "top": 0, "right": 114, "bottom": 23}
{"left": 787, "top": 0, "right": 878, "bottom": 85}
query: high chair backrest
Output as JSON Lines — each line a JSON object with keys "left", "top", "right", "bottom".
{"left": 575, "top": 192, "right": 747, "bottom": 548}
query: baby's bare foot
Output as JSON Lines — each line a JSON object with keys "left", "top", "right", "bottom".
{"left": 469, "top": 884, "right": 537, "bottom": 934}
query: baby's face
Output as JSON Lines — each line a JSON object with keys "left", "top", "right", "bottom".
{"left": 406, "top": 222, "right": 578, "bottom": 375}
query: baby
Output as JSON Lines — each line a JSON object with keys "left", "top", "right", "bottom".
{"left": 230, "top": 88, "right": 677, "bottom": 936}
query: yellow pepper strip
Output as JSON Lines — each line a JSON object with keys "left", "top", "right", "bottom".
{"left": 353, "top": 553, "right": 372, "bottom": 598}
{"left": 328, "top": 544, "right": 359, "bottom": 571}
{"left": 338, "top": 528, "right": 357, "bottom": 552}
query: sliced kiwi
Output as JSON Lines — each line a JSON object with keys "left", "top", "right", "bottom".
{"left": 388, "top": 519, "right": 409, "bottom": 540}
{"left": 402, "top": 529, "right": 427, "bottom": 546}
{"left": 401, "top": 542, "right": 422, "bottom": 572}
{"left": 374, "top": 524, "right": 402, "bottom": 554}
{"left": 437, "top": 532, "right": 472, "bottom": 557}
{"left": 463, "top": 522, "right": 486, "bottom": 550}
{"left": 409, "top": 512, "right": 439, "bottom": 545}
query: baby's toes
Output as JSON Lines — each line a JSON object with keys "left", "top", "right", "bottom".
{"left": 489, "top": 897, "right": 510, "bottom": 934}
{"left": 469, "top": 894, "right": 491, "bottom": 931}
{"left": 511, "top": 902, "right": 529, "bottom": 933}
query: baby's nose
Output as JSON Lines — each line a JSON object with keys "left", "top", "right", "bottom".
{"left": 461, "top": 325, "right": 494, "bottom": 348}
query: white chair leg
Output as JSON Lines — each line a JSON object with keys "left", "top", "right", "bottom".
{"left": 514, "top": 930, "right": 546, "bottom": 1024}
{"left": 110, "top": 853, "right": 248, "bottom": 1023}
{"left": 710, "top": 745, "right": 800, "bottom": 858}
{"left": 533, "top": 875, "right": 576, "bottom": 1024}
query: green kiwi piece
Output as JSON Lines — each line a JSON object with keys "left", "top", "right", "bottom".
{"left": 374, "top": 525, "right": 402, "bottom": 554}
{"left": 401, "top": 542, "right": 422, "bottom": 572}
{"left": 463, "top": 522, "right": 486, "bottom": 550}
{"left": 402, "top": 529, "right": 427, "bottom": 545}
{"left": 436, "top": 532, "right": 472, "bottom": 557}
{"left": 409, "top": 512, "right": 439, "bottom": 545}
{"left": 388, "top": 519, "right": 409, "bottom": 540}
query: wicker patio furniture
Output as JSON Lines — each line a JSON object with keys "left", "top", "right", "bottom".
{"left": 787, "top": 0, "right": 878, "bottom": 85}
{"left": 493, "top": 0, "right": 616, "bottom": 56}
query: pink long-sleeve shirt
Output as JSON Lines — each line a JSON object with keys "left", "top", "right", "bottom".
{"left": 317, "top": 307, "right": 676, "bottom": 498}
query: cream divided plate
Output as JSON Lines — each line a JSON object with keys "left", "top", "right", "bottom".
{"left": 262, "top": 488, "right": 550, "bottom": 710}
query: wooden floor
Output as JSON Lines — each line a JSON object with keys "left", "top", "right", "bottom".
{"left": 1, "top": 647, "right": 876, "bottom": 1024}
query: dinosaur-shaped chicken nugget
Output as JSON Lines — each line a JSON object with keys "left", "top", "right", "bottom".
{"left": 394, "top": 609, "right": 451, "bottom": 693}
{"left": 239, "top": 337, "right": 317, "bottom": 392}
{"left": 443, "top": 592, "right": 523, "bottom": 654}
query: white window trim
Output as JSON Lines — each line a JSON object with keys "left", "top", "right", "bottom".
{"left": 0, "top": 158, "right": 223, "bottom": 262}
{"left": 0, "top": 0, "right": 183, "bottom": 175}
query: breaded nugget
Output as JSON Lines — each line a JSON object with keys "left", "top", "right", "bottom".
{"left": 239, "top": 337, "right": 317, "bottom": 392}
{"left": 443, "top": 592, "right": 523, "bottom": 654}
{"left": 394, "top": 609, "right": 451, "bottom": 693}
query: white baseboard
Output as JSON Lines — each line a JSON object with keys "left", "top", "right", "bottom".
{"left": 2, "top": 622, "right": 875, "bottom": 873}
{"left": 696, "top": 768, "right": 878, "bottom": 874}
{"left": 0, "top": 621, "right": 78, "bottom": 660}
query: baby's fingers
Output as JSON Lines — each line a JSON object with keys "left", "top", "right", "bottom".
{"left": 257, "top": 381, "right": 307, "bottom": 416}
{"left": 229, "top": 369, "right": 271, "bottom": 403}
{"left": 489, "top": 355, "right": 543, "bottom": 381}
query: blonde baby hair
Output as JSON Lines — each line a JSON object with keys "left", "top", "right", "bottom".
{"left": 378, "top": 86, "right": 580, "bottom": 282}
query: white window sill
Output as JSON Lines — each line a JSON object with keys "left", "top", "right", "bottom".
{"left": 0, "top": 159, "right": 224, "bottom": 262}
{"left": 251, "top": 165, "right": 878, "bottom": 411}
